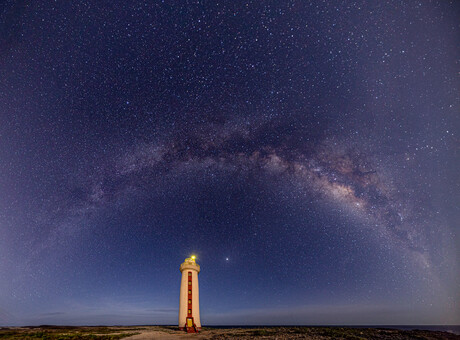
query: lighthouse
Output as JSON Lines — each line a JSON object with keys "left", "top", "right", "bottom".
{"left": 179, "top": 255, "right": 201, "bottom": 332}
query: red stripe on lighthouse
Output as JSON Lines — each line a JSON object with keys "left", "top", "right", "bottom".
{"left": 187, "top": 272, "right": 192, "bottom": 317}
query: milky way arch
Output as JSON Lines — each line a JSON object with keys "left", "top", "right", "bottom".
{"left": 65, "top": 122, "right": 431, "bottom": 271}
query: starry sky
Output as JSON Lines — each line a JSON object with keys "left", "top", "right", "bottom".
{"left": 0, "top": 0, "right": 459, "bottom": 326}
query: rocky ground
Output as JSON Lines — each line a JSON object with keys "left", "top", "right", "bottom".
{"left": 0, "top": 325, "right": 458, "bottom": 339}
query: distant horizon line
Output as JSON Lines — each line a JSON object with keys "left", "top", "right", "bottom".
{"left": 3, "top": 324, "right": 459, "bottom": 327}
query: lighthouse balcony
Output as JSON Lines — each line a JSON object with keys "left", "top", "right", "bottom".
{"left": 180, "top": 262, "right": 200, "bottom": 273}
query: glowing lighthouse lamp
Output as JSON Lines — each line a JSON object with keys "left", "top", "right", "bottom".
{"left": 179, "top": 255, "right": 201, "bottom": 332}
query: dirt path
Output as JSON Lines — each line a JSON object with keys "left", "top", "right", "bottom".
{"left": 122, "top": 327, "right": 254, "bottom": 339}
{"left": 124, "top": 328, "right": 212, "bottom": 340}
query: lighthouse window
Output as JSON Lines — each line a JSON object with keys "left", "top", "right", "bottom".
{"left": 188, "top": 290, "right": 191, "bottom": 294}
{"left": 188, "top": 299, "right": 191, "bottom": 304}
{"left": 188, "top": 272, "right": 192, "bottom": 276}
{"left": 188, "top": 281, "right": 191, "bottom": 285}
{"left": 188, "top": 309, "right": 191, "bottom": 314}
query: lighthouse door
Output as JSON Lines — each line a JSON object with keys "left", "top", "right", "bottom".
{"left": 186, "top": 317, "right": 193, "bottom": 328}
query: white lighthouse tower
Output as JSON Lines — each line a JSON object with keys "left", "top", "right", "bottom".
{"left": 179, "top": 255, "right": 201, "bottom": 332}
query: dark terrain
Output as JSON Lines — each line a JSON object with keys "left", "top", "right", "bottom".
{"left": 0, "top": 325, "right": 459, "bottom": 339}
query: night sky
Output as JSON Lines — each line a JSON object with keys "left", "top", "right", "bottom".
{"left": 0, "top": 0, "right": 459, "bottom": 326}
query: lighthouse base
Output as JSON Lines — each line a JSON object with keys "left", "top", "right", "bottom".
{"left": 179, "top": 318, "right": 200, "bottom": 333}
{"left": 179, "top": 326, "right": 201, "bottom": 333}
